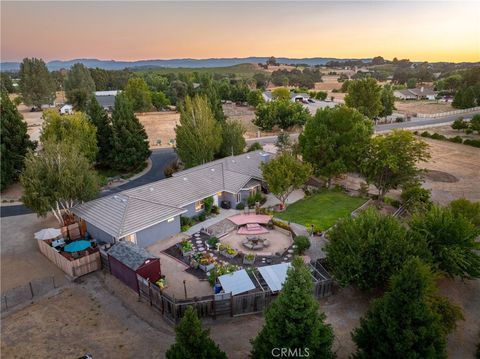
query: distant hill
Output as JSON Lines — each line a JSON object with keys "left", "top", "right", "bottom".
{"left": 0, "top": 56, "right": 371, "bottom": 72}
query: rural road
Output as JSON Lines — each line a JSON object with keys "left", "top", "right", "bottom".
{"left": 1, "top": 111, "right": 478, "bottom": 218}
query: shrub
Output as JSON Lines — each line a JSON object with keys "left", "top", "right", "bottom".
{"left": 164, "top": 160, "right": 180, "bottom": 178}
{"left": 420, "top": 131, "right": 431, "bottom": 137}
{"left": 247, "top": 194, "right": 257, "bottom": 207}
{"left": 236, "top": 202, "right": 245, "bottom": 210}
{"left": 430, "top": 132, "right": 447, "bottom": 140}
{"left": 294, "top": 235, "right": 310, "bottom": 254}
{"left": 395, "top": 117, "right": 404, "bottom": 123}
{"left": 198, "top": 212, "right": 206, "bottom": 222}
{"left": 464, "top": 139, "right": 480, "bottom": 148}
{"left": 448, "top": 136, "right": 463, "bottom": 143}
{"left": 180, "top": 216, "right": 193, "bottom": 226}
{"left": 272, "top": 219, "right": 291, "bottom": 231}
{"left": 466, "top": 128, "right": 474, "bottom": 135}
{"left": 247, "top": 142, "right": 263, "bottom": 152}
{"left": 203, "top": 196, "right": 214, "bottom": 215}
{"left": 181, "top": 225, "right": 189, "bottom": 232}
{"left": 207, "top": 236, "right": 219, "bottom": 247}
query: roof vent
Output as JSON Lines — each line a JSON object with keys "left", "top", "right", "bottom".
{"left": 113, "top": 195, "right": 118, "bottom": 200}
{"left": 231, "top": 159, "right": 236, "bottom": 163}
{"left": 122, "top": 199, "right": 127, "bottom": 203}
{"left": 183, "top": 177, "right": 188, "bottom": 181}
{"left": 211, "top": 168, "right": 215, "bottom": 172}
{"left": 149, "top": 187, "right": 154, "bottom": 191}
{"left": 246, "top": 155, "right": 250, "bottom": 159}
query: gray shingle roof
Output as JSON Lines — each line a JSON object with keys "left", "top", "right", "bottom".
{"left": 108, "top": 241, "right": 156, "bottom": 271}
{"left": 72, "top": 151, "right": 272, "bottom": 239}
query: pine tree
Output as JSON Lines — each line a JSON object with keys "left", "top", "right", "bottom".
{"left": 166, "top": 306, "right": 227, "bottom": 359}
{"left": 18, "top": 58, "right": 56, "bottom": 108}
{"left": 64, "top": 63, "right": 96, "bottom": 111}
{"left": 110, "top": 94, "right": 150, "bottom": 171}
{"left": 251, "top": 257, "right": 335, "bottom": 358}
{"left": 86, "top": 97, "right": 114, "bottom": 166}
{"left": 352, "top": 258, "right": 450, "bottom": 358}
{"left": 0, "top": 92, "right": 34, "bottom": 190}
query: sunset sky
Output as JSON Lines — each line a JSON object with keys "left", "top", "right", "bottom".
{"left": 1, "top": 1, "right": 479, "bottom": 63}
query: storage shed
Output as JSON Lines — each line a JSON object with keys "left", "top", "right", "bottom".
{"left": 107, "top": 241, "right": 161, "bottom": 293}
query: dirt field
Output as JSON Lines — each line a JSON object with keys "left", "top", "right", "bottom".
{"left": 222, "top": 103, "right": 259, "bottom": 137}
{"left": 395, "top": 100, "right": 453, "bottom": 115}
{"left": 136, "top": 111, "right": 179, "bottom": 148}
{"left": 314, "top": 75, "right": 342, "bottom": 91}
{"left": 419, "top": 138, "right": 480, "bottom": 204}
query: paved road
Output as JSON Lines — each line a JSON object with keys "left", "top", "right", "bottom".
{"left": 2, "top": 111, "right": 478, "bottom": 218}
{"left": 0, "top": 148, "right": 177, "bottom": 218}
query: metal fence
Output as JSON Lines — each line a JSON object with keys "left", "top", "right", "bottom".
{"left": 1, "top": 275, "right": 64, "bottom": 311}
{"left": 136, "top": 260, "right": 333, "bottom": 324}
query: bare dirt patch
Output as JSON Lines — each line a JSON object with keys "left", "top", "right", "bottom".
{"left": 222, "top": 103, "right": 259, "bottom": 137}
{"left": 315, "top": 76, "right": 342, "bottom": 91}
{"left": 423, "top": 170, "right": 459, "bottom": 183}
{"left": 136, "top": 111, "right": 179, "bottom": 148}
{"left": 395, "top": 101, "right": 453, "bottom": 115}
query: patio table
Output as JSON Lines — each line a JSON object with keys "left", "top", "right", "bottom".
{"left": 64, "top": 240, "right": 91, "bottom": 253}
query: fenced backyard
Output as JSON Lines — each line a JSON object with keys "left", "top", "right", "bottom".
{"left": 135, "top": 259, "right": 333, "bottom": 324}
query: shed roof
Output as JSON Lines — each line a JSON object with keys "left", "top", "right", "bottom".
{"left": 218, "top": 269, "right": 256, "bottom": 295}
{"left": 258, "top": 263, "right": 291, "bottom": 292}
{"left": 108, "top": 241, "right": 157, "bottom": 271}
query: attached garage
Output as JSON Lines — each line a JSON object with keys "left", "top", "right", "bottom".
{"left": 107, "top": 241, "right": 161, "bottom": 293}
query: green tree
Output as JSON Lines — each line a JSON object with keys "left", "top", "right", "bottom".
{"left": 271, "top": 87, "right": 290, "bottom": 101}
{"left": 40, "top": 109, "right": 98, "bottom": 163}
{"left": 361, "top": 130, "right": 430, "bottom": 200}
{"left": 352, "top": 258, "right": 459, "bottom": 359}
{"left": 275, "top": 132, "right": 292, "bottom": 153}
{"left": 64, "top": 63, "right": 96, "bottom": 111}
{"left": 299, "top": 106, "right": 373, "bottom": 186}
{"left": 401, "top": 181, "right": 432, "bottom": 214}
{"left": 470, "top": 114, "right": 480, "bottom": 134}
{"left": 175, "top": 95, "right": 221, "bottom": 168}
{"left": 344, "top": 78, "right": 382, "bottom": 119}
{"left": 246, "top": 89, "right": 264, "bottom": 107}
{"left": 406, "top": 77, "right": 417, "bottom": 89}
{"left": 247, "top": 142, "right": 263, "bottom": 152}
{"left": 409, "top": 206, "right": 480, "bottom": 279}
{"left": 261, "top": 152, "right": 312, "bottom": 209}
{"left": 151, "top": 91, "right": 170, "bottom": 110}
{"left": 110, "top": 94, "right": 151, "bottom": 171}
{"left": 124, "top": 77, "right": 152, "bottom": 112}
{"left": 326, "top": 209, "right": 425, "bottom": 290}
{"left": 254, "top": 100, "right": 311, "bottom": 131}
{"left": 18, "top": 58, "right": 55, "bottom": 108}
{"left": 0, "top": 92, "right": 35, "bottom": 190}
{"left": 86, "top": 97, "right": 114, "bottom": 166}
{"left": 166, "top": 306, "right": 227, "bottom": 359}
{"left": 218, "top": 120, "right": 246, "bottom": 157}
{"left": 21, "top": 142, "right": 99, "bottom": 225}
{"left": 451, "top": 118, "right": 469, "bottom": 131}
{"left": 378, "top": 84, "right": 395, "bottom": 119}
{"left": 0, "top": 73, "right": 15, "bottom": 93}
{"left": 448, "top": 198, "right": 480, "bottom": 227}
{"left": 251, "top": 257, "right": 334, "bottom": 359}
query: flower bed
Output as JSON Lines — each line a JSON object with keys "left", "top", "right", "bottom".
{"left": 243, "top": 253, "right": 256, "bottom": 265}
{"left": 219, "top": 243, "right": 238, "bottom": 259}
{"left": 179, "top": 240, "right": 194, "bottom": 257}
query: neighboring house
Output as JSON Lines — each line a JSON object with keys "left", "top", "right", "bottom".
{"left": 72, "top": 151, "right": 272, "bottom": 248}
{"left": 95, "top": 90, "right": 120, "bottom": 111}
{"left": 394, "top": 87, "right": 436, "bottom": 100}
{"left": 107, "top": 241, "right": 161, "bottom": 293}
{"left": 262, "top": 91, "right": 310, "bottom": 103}
{"left": 60, "top": 104, "right": 73, "bottom": 114}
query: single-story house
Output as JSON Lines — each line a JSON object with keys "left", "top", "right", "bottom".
{"left": 394, "top": 87, "right": 436, "bottom": 101}
{"left": 60, "top": 104, "right": 73, "bottom": 114}
{"left": 107, "top": 241, "right": 161, "bottom": 293}
{"left": 72, "top": 151, "right": 272, "bottom": 248}
{"left": 95, "top": 90, "right": 120, "bottom": 111}
{"left": 262, "top": 91, "right": 310, "bottom": 103}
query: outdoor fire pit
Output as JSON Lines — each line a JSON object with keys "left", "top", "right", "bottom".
{"left": 242, "top": 236, "right": 270, "bottom": 250}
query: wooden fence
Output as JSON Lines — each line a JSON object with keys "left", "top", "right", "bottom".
{"left": 135, "top": 261, "right": 333, "bottom": 324}
{"left": 37, "top": 239, "right": 101, "bottom": 279}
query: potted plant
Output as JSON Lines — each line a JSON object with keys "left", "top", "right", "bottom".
{"left": 206, "top": 236, "right": 219, "bottom": 249}
{"left": 179, "top": 240, "right": 194, "bottom": 257}
{"left": 190, "top": 252, "right": 202, "bottom": 269}
{"left": 243, "top": 253, "right": 255, "bottom": 265}
{"left": 199, "top": 254, "right": 216, "bottom": 272}
{"left": 155, "top": 277, "right": 166, "bottom": 290}
{"left": 219, "top": 243, "right": 238, "bottom": 259}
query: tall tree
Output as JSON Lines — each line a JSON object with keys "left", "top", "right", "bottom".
{"left": 344, "top": 78, "right": 383, "bottom": 119}
{"left": 175, "top": 95, "right": 221, "bottom": 168}
{"left": 0, "top": 92, "right": 35, "bottom": 190}
{"left": 110, "top": 94, "right": 151, "bottom": 171}
{"left": 0, "top": 73, "right": 15, "bottom": 93}
{"left": 21, "top": 142, "right": 99, "bottom": 225}
{"left": 124, "top": 77, "right": 152, "bottom": 112}
{"left": 251, "top": 257, "right": 335, "bottom": 358}
{"left": 299, "top": 105, "right": 373, "bottom": 186}
{"left": 18, "top": 58, "right": 55, "bottom": 108}
{"left": 64, "top": 63, "right": 96, "bottom": 111}
{"left": 409, "top": 206, "right": 480, "bottom": 279}
{"left": 326, "top": 208, "right": 426, "bottom": 290}
{"left": 86, "top": 97, "right": 114, "bottom": 166}
{"left": 151, "top": 90, "right": 170, "bottom": 110}
{"left": 378, "top": 84, "right": 395, "bottom": 119}
{"left": 275, "top": 132, "right": 293, "bottom": 153}
{"left": 218, "top": 120, "right": 246, "bottom": 157}
{"left": 254, "top": 100, "right": 311, "bottom": 131}
{"left": 361, "top": 130, "right": 430, "bottom": 200}
{"left": 40, "top": 109, "right": 98, "bottom": 163}
{"left": 166, "top": 306, "right": 227, "bottom": 359}
{"left": 261, "top": 152, "right": 312, "bottom": 209}
{"left": 352, "top": 258, "right": 460, "bottom": 359}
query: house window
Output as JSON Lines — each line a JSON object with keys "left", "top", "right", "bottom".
{"left": 125, "top": 233, "right": 137, "bottom": 244}
{"left": 236, "top": 193, "right": 241, "bottom": 203}
{"left": 250, "top": 186, "right": 258, "bottom": 196}
{"left": 195, "top": 200, "right": 204, "bottom": 212}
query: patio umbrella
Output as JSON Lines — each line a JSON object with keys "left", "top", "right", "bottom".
{"left": 34, "top": 228, "right": 62, "bottom": 240}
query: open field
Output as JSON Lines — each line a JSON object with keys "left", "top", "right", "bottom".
{"left": 222, "top": 103, "right": 259, "bottom": 137}
{"left": 136, "top": 111, "right": 179, "bottom": 148}
{"left": 276, "top": 190, "right": 368, "bottom": 231}
{"left": 395, "top": 100, "right": 453, "bottom": 115}
{"left": 314, "top": 75, "right": 342, "bottom": 91}
{"left": 419, "top": 138, "right": 480, "bottom": 204}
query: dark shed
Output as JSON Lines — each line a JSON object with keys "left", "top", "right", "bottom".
{"left": 107, "top": 241, "right": 161, "bottom": 293}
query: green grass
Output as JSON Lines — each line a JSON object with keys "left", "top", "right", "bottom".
{"left": 135, "top": 63, "right": 266, "bottom": 79}
{"left": 276, "top": 190, "right": 367, "bottom": 231}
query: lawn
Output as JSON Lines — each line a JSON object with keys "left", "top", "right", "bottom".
{"left": 275, "top": 190, "right": 367, "bottom": 231}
